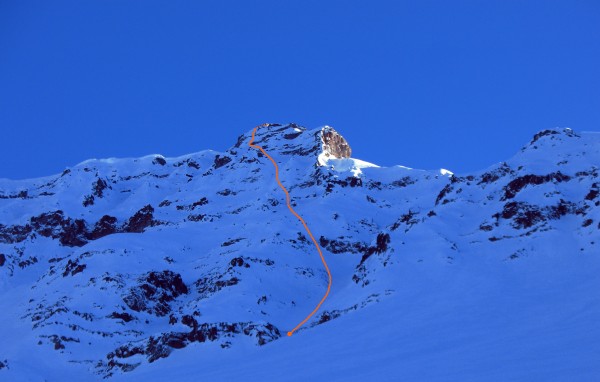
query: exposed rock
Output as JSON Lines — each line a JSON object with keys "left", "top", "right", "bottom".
{"left": 88, "top": 215, "right": 118, "bottom": 240}
{"left": 493, "top": 199, "right": 577, "bottom": 229}
{"left": 159, "top": 200, "right": 172, "bottom": 207}
{"left": 547, "top": 199, "right": 578, "bottom": 219}
{"left": 83, "top": 195, "right": 95, "bottom": 207}
{"left": 93, "top": 178, "right": 109, "bottom": 198}
{"left": 214, "top": 155, "right": 232, "bottom": 169}
{"left": 152, "top": 156, "right": 167, "bottom": 166}
{"left": 232, "top": 133, "right": 248, "bottom": 149}
{"left": 63, "top": 259, "right": 86, "bottom": 277}
{"left": 229, "top": 257, "right": 250, "bottom": 268}
{"left": 321, "top": 127, "right": 352, "bottom": 158}
{"left": 30, "top": 211, "right": 68, "bottom": 238}
{"left": 177, "top": 198, "right": 208, "bottom": 211}
{"left": 284, "top": 131, "right": 302, "bottom": 140}
{"left": 585, "top": 183, "right": 599, "bottom": 200}
{"left": 391, "top": 176, "right": 416, "bottom": 188}
{"left": 180, "top": 314, "right": 197, "bottom": 329}
{"left": 104, "top": 321, "right": 280, "bottom": 374}
{"left": 319, "top": 236, "right": 368, "bottom": 255}
{"left": 124, "top": 205, "right": 155, "bottom": 233}
{"left": 435, "top": 183, "right": 453, "bottom": 205}
{"left": 502, "top": 172, "right": 570, "bottom": 200}
{"left": 194, "top": 275, "right": 240, "bottom": 297}
{"left": 59, "top": 219, "right": 88, "bottom": 247}
{"left": 530, "top": 129, "right": 560, "bottom": 145}
{"left": 188, "top": 214, "right": 205, "bottom": 222}
{"left": 123, "top": 271, "right": 188, "bottom": 316}
{"left": 187, "top": 160, "right": 200, "bottom": 169}
{"left": 29, "top": 211, "right": 89, "bottom": 247}
{"left": 477, "top": 163, "right": 514, "bottom": 185}
{"left": 29, "top": 298, "right": 70, "bottom": 328}
{"left": 0, "top": 223, "right": 32, "bottom": 244}
{"left": 390, "top": 210, "right": 419, "bottom": 231}
{"left": 18, "top": 256, "right": 38, "bottom": 269}
{"left": 527, "top": 128, "right": 579, "bottom": 147}
{"left": 0, "top": 211, "right": 128, "bottom": 247}
{"left": 174, "top": 158, "right": 200, "bottom": 169}
{"left": 217, "top": 189, "right": 237, "bottom": 196}
{"left": 192, "top": 197, "right": 208, "bottom": 209}
{"left": 108, "top": 312, "right": 135, "bottom": 323}
{"left": 0, "top": 190, "right": 28, "bottom": 200}
{"left": 317, "top": 309, "right": 347, "bottom": 324}
{"left": 313, "top": 169, "right": 363, "bottom": 193}
{"left": 479, "top": 224, "right": 493, "bottom": 232}
{"left": 359, "top": 233, "right": 391, "bottom": 265}
{"left": 351, "top": 233, "right": 394, "bottom": 286}
{"left": 42, "top": 334, "right": 80, "bottom": 351}
{"left": 499, "top": 202, "right": 544, "bottom": 229}
{"left": 222, "top": 238, "right": 244, "bottom": 247}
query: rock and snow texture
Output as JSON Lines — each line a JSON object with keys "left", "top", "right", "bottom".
{"left": 318, "top": 126, "right": 352, "bottom": 165}
{"left": 0, "top": 124, "right": 599, "bottom": 381}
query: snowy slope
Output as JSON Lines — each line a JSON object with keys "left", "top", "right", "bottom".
{"left": 0, "top": 124, "right": 598, "bottom": 381}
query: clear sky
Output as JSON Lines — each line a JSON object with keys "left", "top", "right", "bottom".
{"left": 1, "top": 1, "right": 599, "bottom": 180}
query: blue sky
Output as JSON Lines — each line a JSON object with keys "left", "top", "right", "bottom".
{"left": 1, "top": 1, "right": 599, "bottom": 179}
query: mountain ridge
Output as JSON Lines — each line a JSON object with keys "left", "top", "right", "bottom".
{"left": 0, "top": 124, "right": 598, "bottom": 381}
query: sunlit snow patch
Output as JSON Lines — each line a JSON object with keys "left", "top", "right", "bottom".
{"left": 324, "top": 157, "right": 379, "bottom": 177}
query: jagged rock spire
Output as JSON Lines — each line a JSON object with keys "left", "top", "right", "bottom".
{"left": 321, "top": 126, "right": 352, "bottom": 159}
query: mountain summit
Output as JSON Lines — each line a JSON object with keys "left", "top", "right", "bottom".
{"left": 0, "top": 124, "right": 598, "bottom": 381}
{"left": 235, "top": 123, "right": 353, "bottom": 165}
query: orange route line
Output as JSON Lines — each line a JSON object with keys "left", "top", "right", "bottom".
{"left": 249, "top": 124, "right": 332, "bottom": 337}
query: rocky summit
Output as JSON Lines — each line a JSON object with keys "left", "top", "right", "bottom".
{"left": 0, "top": 124, "right": 599, "bottom": 381}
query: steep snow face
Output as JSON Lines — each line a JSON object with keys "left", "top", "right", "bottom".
{"left": 0, "top": 125, "right": 598, "bottom": 381}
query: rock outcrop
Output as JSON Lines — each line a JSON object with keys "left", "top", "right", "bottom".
{"left": 321, "top": 126, "right": 352, "bottom": 161}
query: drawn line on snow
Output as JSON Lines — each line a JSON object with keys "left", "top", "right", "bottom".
{"left": 248, "top": 124, "right": 332, "bottom": 337}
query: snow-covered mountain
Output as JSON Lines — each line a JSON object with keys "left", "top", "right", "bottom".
{"left": 1, "top": 124, "right": 599, "bottom": 381}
